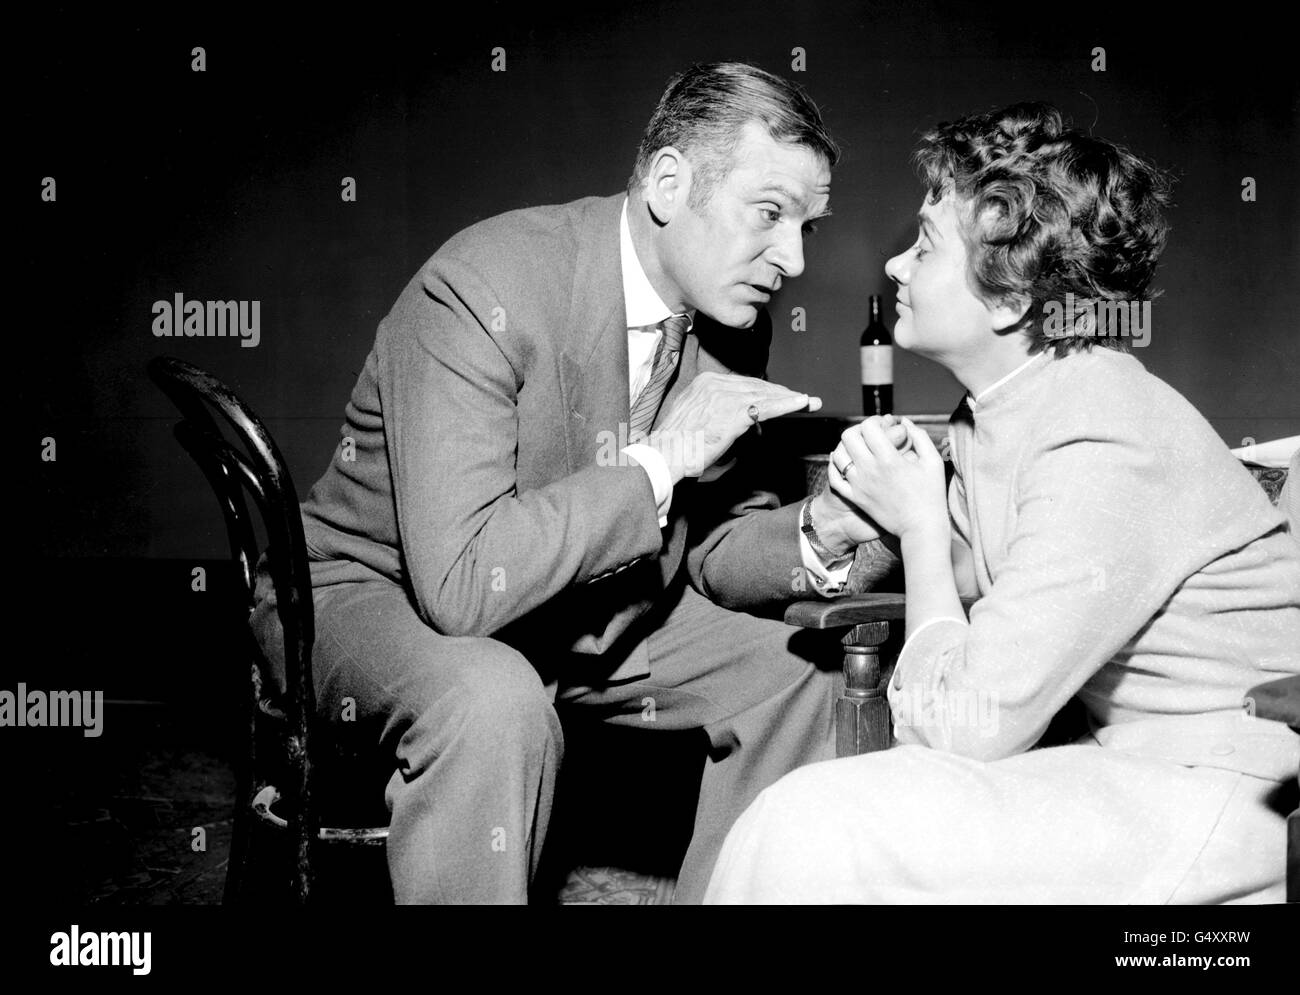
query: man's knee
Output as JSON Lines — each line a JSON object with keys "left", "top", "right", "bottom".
{"left": 402, "top": 637, "right": 562, "bottom": 757}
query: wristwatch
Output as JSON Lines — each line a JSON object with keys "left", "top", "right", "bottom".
{"left": 800, "top": 499, "right": 853, "bottom": 568}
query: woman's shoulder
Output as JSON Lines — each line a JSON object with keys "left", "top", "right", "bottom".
{"left": 1025, "top": 349, "right": 1284, "bottom": 536}
{"left": 1036, "top": 348, "right": 1214, "bottom": 447}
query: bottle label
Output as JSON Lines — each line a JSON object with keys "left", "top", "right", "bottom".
{"left": 860, "top": 345, "right": 893, "bottom": 386}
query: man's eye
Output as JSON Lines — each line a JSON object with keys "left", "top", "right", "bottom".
{"left": 759, "top": 207, "right": 781, "bottom": 225}
{"left": 913, "top": 242, "right": 929, "bottom": 259}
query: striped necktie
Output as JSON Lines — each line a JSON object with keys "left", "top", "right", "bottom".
{"left": 629, "top": 313, "right": 690, "bottom": 437}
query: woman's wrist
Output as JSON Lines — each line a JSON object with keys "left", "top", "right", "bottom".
{"left": 899, "top": 507, "right": 951, "bottom": 549}
{"left": 900, "top": 514, "right": 962, "bottom": 637}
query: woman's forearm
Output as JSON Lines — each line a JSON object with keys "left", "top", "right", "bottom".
{"left": 901, "top": 520, "right": 964, "bottom": 638}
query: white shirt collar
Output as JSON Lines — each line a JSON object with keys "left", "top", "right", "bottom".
{"left": 968, "top": 354, "right": 1042, "bottom": 412}
{"left": 620, "top": 198, "right": 686, "bottom": 329}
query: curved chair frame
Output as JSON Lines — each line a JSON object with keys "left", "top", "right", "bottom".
{"left": 148, "top": 355, "right": 387, "bottom": 905}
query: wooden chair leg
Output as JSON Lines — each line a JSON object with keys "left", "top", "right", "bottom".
{"left": 836, "top": 621, "right": 892, "bottom": 757}
{"left": 224, "top": 779, "right": 256, "bottom": 905}
{"left": 1288, "top": 808, "right": 1298, "bottom": 903}
{"left": 223, "top": 663, "right": 260, "bottom": 905}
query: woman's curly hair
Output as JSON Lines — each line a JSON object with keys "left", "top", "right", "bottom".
{"left": 914, "top": 103, "right": 1174, "bottom": 355}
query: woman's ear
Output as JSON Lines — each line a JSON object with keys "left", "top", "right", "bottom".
{"left": 990, "top": 293, "right": 1032, "bottom": 333}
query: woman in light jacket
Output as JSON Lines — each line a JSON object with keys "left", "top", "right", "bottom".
{"left": 705, "top": 103, "right": 1300, "bottom": 904}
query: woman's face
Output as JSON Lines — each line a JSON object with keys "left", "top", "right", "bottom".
{"left": 885, "top": 191, "right": 998, "bottom": 362}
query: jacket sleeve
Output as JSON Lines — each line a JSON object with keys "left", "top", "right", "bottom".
{"left": 381, "top": 252, "right": 664, "bottom": 637}
{"left": 685, "top": 470, "right": 806, "bottom": 609}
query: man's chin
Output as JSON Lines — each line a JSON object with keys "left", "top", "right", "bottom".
{"left": 706, "top": 302, "right": 760, "bottom": 329}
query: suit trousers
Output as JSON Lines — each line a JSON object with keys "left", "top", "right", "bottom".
{"left": 282, "top": 573, "right": 842, "bottom": 904}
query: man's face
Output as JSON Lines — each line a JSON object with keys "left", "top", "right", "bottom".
{"left": 658, "top": 120, "right": 832, "bottom": 328}
{"left": 885, "top": 191, "right": 996, "bottom": 361}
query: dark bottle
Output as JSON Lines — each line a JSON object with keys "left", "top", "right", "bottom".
{"left": 860, "top": 294, "right": 894, "bottom": 416}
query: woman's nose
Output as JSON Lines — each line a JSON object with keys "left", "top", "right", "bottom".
{"left": 884, "top": 250, "right": 908, "bottom": 285}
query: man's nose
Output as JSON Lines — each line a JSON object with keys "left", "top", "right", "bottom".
{"left": 768, "top": 226, "right": 806, "bottom": 279}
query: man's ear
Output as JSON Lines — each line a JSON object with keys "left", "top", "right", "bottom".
{"left": 990, "top": 293, "right": 1032, "bottom": 333}
{"left": 644, "top": 146, "right": 691, "bottom": 224}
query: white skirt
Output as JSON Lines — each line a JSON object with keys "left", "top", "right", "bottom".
{"left": 703, "top": 740, "right": 1292, "bottom": 904}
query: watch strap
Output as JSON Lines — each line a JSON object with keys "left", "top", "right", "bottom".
{"left": 801, "top": 499, "right": 853, "bottom": 567}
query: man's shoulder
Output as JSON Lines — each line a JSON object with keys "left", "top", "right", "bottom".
{"left": 435, "top": 193, "right": 622, "bottom": 271}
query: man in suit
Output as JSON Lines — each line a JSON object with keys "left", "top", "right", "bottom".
{"left": 253, "top": 62, "right": 888, "bottom": 903}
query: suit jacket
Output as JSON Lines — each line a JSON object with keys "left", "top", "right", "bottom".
{"left": 300, "top": 194, "right": 806, "bottom": 680}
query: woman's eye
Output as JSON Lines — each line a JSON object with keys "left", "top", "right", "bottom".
{"left": 913, "top": 242, "right": 929, "bottom": 259}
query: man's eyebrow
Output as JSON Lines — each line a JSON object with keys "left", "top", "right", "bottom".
{"left": 756, "top": 183, "right": 802, "bottom": 202}
{"left": 917, "top": 212, "right": 940, "bottom": 238}
{"left": 756, "top": 183, "right": 832, "bottom": 220}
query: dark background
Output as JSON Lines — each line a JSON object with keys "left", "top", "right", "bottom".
{"left": 10, "top": 1, "right": 1298, "bottom": 902}
{"left": 23, "top": 1, "right": 1300, "bottom": 566}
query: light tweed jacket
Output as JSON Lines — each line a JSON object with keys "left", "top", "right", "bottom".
{"left": 888, "top": 348, "right": 1300, "bottom": 780}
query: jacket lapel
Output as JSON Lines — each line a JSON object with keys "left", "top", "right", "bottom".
{"left": 560, "top": 194, "right": 630, "bottom": 474}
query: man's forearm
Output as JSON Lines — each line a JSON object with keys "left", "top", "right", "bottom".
{"left": 686, "top": 499, "right": 804, "bottom": 609}
{"left": 406, "top": 463, "right": 664, "bottom": 637}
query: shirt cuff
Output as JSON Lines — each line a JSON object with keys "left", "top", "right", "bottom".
{"left": 621, "top": 443, "right": 672, "bottom": 527}
{"left": 890, "top": 616, "right": 971, "bottom": 690}
{"left": 887, "top": 616, "right": 972, "bottom": 753}
{"left": 799, "top": 529, "right": 854, "bottom": 596}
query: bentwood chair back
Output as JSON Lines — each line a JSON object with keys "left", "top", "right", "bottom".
{"left": 148, "top": 355, "right": 388, "bottom": 905}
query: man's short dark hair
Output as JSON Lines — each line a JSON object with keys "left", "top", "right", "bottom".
{"left": 630, "top": 62, "right": 840, "bottom": 209}
{"left": 914, "top": 102, "right": 1174, "bottom": 355}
